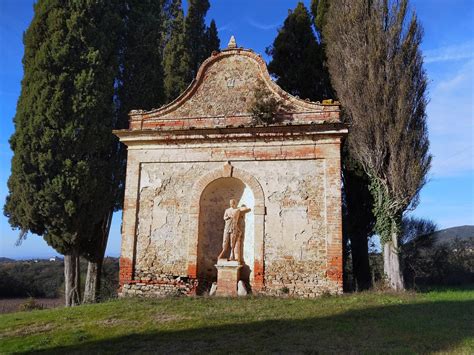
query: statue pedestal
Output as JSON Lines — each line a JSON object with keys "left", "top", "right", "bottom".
{"left": 215, "top": 260, "right": 242, "bottom": 297}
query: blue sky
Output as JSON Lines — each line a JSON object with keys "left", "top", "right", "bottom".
{"left": 0, "top": 0, "right": 473, "bottom": 259}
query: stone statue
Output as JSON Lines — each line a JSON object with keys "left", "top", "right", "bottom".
{"left": 218, "top": 199, "right": 251, "bottom": 262}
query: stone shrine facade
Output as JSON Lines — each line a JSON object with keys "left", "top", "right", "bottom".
{"left": 114, "top": 38, "right": 347, "bottom": 297}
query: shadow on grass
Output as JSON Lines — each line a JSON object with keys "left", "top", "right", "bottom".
{"left": 29, "top": 299, "right": 473, "bottom": 354}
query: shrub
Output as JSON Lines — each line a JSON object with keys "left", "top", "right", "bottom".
{"left": 249, "top": 81, "right": 282, "bottom": 125}
{"left": 403, "top": 238, "right": 474, "bottom": 287}
{"left": 18, "top": 298, "right": 44, "bottom": 312}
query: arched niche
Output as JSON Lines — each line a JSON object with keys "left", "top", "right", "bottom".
{"left": 187, "top": 163, "right": 265, "bottom": 294}
{"left": 197, "top": 177, "right": 255, "bottom": 289}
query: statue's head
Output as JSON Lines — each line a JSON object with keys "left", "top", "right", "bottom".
{"left": 229, "top": 199, "right": 236, "bottom": 208}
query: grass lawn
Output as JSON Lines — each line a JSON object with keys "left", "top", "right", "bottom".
{"left": 0, "top": 287, "right": 472, "bottom": 354}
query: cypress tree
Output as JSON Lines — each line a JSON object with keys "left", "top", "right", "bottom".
{"left": 266, "top": 2, "right": 330, "bottom": 101}
{"left": 164, "top": 0, "right": 218, "bottom": 101}
{"left": 119, "top": 0, "right": 165, "bottom": 112}
{"left": 83, "top": 0, "right": 167, "bottom": 302}
{"left": 82, "top": 0, "right": 218, "bottom": 301}
{"left": 163, "top": 0, "right": 177, "bottom": 42}
{"left": 163, "top": 0, "right": 190, "bottom": 102}
{"left": 4, "top": 0, "right": 123, "bottom": 306}
{"left": 184, "top": 0, "right": 211, "bottom": 80}
{"left": 85, "top": 0, "right": 170, "bottom": 302}
{"left": 313, "top": 0, "right": 375, "bottom": 290}
{"left": 309, "top": 0, "right": 333, "bottom": 100}
{"left": 311, "top": 0, "right": 329, "bottom": 40}
{"left": 341, "top": 151, "right": 375, "bottom": 290}
{"left": 206, "top": 19, "right": 220, "bottom": 54}
{"left": 73, "top": 0, "right": 125, "bottom": 304}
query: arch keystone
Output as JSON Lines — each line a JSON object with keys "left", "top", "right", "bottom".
{"left": 223, "top": 161, "right": 233, "bottom": 177}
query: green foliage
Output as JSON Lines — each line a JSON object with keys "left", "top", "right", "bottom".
{"left": 311, "top": 0, "right": 329, "bottom": 34}
{"left": 403, "top": 238, "right": 474, "bottom": 287}
{"left": 368, "top": 179, "right": 397, "bottom": 245}
{"left": 0, "top": 258, "right": 119, "bottom": 299}
{"left": 206, "top": 19, "right": 220, "bottom": 54}
{"left": 342, "top": 146, "right": 375, "bottom": 240}
{"left": 0, "top": 259, "right": 64, "bottom": 298}
{"left": 163, "top": 0, "right": 190, "bottom": 101}
{"left": 249, "top": 81, "right": 282, "bottom": 125}
{"left": 4, "top": 0, "right": 123, "bottom": 256}
{"left": 266, "top": 2, "right": 332, "bottom": 101}
{"left": 4, "top": 0, "right": 218, "bottom": 302}
{"left": 310, "top": 0, "right": 334, "bottom": 102}
{"left": 119, "top": 0, "right": 165, "bottom": 112}
{"left": 163, "top": 1, "right": 219, "bottom": 102}
{"left": 184, "top": 0, "right": 211, "bottom": 80}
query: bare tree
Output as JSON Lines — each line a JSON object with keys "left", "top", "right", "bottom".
{"left": 324, "top": 0, "right": 431, "bottom": 290}
{"left": 401, "top": 216, "right": 437, "bottom": 244}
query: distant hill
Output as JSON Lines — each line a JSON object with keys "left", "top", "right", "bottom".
{"left": 424, "top": 225, "right": 474, "bottom": 246}
{"left": 0, "top": 258, "right": 14, "bottom": 263}
{"left": 404, "top": 225, "right": 473, "bottom": 287}
{"left": 0, "top": 257, "right": 119, "bottom": 298}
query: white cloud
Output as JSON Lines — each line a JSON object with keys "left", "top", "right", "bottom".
{"left": 436, "top": 68, "right": 472, "bottom": 92}
{"left": 427, "top": 59, "right": 474, "bottom": 177}
{"left": 246, "top": 18, "right": 280, "bottom": 31}
{"left": 424, "top": 41, "right": 474, "bottom": 63}
{"left": 217, "top": 22, "right": 234, "bottom": 33}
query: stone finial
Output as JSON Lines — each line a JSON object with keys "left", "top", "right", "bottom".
{"left": 227, "top": 35, "right": 237, "bottom": 49}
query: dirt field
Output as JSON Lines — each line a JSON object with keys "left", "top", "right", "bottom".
{"left": 0, "top": 298, "right": 63, "bottom": 314}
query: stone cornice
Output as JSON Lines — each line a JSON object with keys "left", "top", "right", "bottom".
{"left": 114, "top": 123, "right": 348, "bottom": 146}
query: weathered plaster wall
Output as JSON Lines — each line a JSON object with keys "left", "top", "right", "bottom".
{"left": 134, "top": 161, "right": 220, "bottom": 280}
{"left": 119, "top": 138, "right": 342, "bottom": 297}
{"left": 232, "top": 160, "right": 339, "bottom": 296}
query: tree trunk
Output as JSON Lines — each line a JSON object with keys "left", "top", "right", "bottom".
{"left": 350, "top": 233, "right": 372, "bottom": 291}
{"left": 83, "top": 259, "right": 103, "bottom": 303}
{"left": 82, "top": 211, "right": 113, "bottom": 303}
{"left": 383, "top": 231, "right": 404, "bottom": 290}
{"left": 64, "top": 254, "right": 81, "bottom": 307}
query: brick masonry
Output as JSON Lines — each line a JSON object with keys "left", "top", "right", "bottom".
{"left": 114, "top": 43, "right": 346, "bottom": 298}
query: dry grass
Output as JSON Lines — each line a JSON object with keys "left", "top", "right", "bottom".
{"left": 0, "top": 298, "right": 62, "bottom": 314}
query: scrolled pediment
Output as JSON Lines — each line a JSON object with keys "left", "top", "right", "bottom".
{"left": 128, "top": 38, "right": 340, "bottom": 130}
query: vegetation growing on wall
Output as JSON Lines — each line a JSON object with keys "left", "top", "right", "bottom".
{"left": 249, "top": 81, "right": 282, "bottom": 125}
